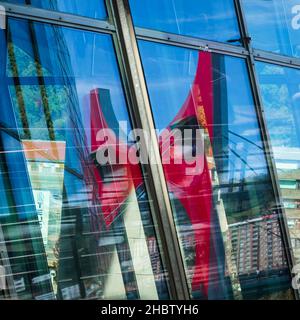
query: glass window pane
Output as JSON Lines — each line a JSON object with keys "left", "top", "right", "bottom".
{"left": 256, "top": 61, "right": 300, "bottom": 266}
{"left": 0, "top": 19, "right": 169, "bottom": 300}
{"left": 129, "top": 0, "right": 241, "bottom": 45}
{"left": 0, "top": 0, "right": 107, "bottom": 19}
{"left": 138, "top": 40, "right": 293, "bottom": 300}
{"left": 242, "top": 0, "right": 300, "bottom": 58}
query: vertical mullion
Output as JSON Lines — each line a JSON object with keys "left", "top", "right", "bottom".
{"left": 235, "top": 0, "right": 299, "bottom": 300}
{"left": 106, "top": 0, "right": 190, "bottom": 300}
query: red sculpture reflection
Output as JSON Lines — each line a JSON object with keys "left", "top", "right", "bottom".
{"left": 90, "top": 52, "right": 215, "bottom": 298}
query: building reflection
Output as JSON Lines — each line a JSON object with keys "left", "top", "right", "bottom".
{"left": 273, "top": 147, "right": 300, "bottom": 264}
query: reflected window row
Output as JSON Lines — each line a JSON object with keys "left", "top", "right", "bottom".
{"left": 2, "top": 0, "right": 300, "bottom": 59}
{"left": 130, "top": 0, "right": 300, "bottom": 59}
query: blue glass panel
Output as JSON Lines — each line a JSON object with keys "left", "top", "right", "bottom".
{"left": 129, "top": 0, "right": 241, "bottom": 44}
{"left": 0, "top": 0, "right": 107, "bottom": 19}
{"left": 242, "top": 0, "right": 300, "bottom": 57}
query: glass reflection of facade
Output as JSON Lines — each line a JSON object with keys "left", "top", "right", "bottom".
{"left": 0, "top": 0, "right": 298, "bottom": 300}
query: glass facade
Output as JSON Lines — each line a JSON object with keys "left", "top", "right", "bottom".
{"left": 0, "top": 0, "right": 299, "bottom": 301}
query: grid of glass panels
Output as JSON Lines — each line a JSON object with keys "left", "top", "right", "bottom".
{"left": 0, "top": 0, "right": 299, "bottom": 300}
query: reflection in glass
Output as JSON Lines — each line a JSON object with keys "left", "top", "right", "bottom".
{"left": 129, "top": 0, "right": 241, "bottom": 45}
{"left": 0, "top": 0, "right": 107, "bottom": 19}
{"left": 0, "top": 18, "right": 169, "bottom": 300}
{"left": 242, "top": 0, "right": 300, "bottom": 57}
{"left": 256, "top": 62, "right": 300, "bottom": 267}
{"left": 138, "top": 41, "right": 293, "bottom": 300}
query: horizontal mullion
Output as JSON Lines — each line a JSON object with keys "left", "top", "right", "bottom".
{"left": 253, "top": 49, "right": 300, "bottom": 69}
{"left": 135, "top": 26, "right": 249, "bottom": 58}
{"left": 0, "top": 2, "right": 115, "bottom": 34}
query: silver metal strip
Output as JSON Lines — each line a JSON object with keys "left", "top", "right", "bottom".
{"left": 107, "top": 0, "right": 190, "bottom": 300}
{"left": 236, "top": 0, "right": 299, "bottom": 300}
{"left": 253, "top": 49, "right": 300, "bottom": 69}
{"left": 0, "top": 1, "right": 115, "bottom": 33}
{"left": 135, "top": 26, "right": 249, "bottom": 58}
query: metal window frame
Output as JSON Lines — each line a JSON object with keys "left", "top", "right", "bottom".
{"left": 0, "top": 2, "right": 115, "bottom": 33}
{"left": 253, "top": 49, "right": 300, "bottom": 69}
{"left": 106, "top": 0, "right": 190, "bottom": 300}
{"left": 0, "top": 0, "right": 299, "bottom": 300}
{"left": 134, "top": 26, "right": 249, "bottom": 57}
